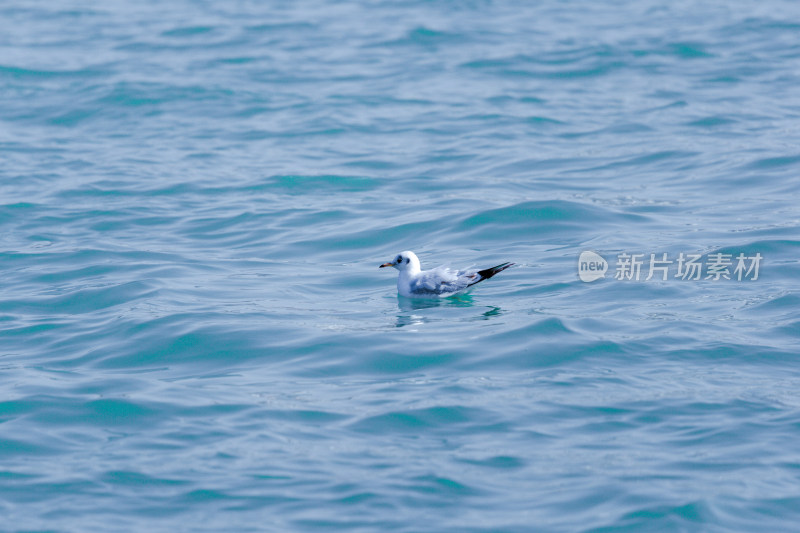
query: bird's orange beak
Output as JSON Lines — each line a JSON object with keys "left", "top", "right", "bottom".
{"left": 379, "top": 262, "right": 393, "bottom": 268}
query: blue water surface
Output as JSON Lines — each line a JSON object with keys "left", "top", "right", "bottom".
{"left": 1, "top": 1, "right": 800, "bottom": 531}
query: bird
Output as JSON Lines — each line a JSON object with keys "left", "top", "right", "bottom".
{"left": 379, "top": 251, "right": 514, "bottom": 298}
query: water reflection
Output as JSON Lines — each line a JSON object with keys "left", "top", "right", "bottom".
{"left": 397, "top": 293, "right": 475, "bottom": 311}
{"left": 478, "top": 306, "right": 502, "bottom": 320}
{"left": 393, "top": 294, "right": 504, "bottom": 328}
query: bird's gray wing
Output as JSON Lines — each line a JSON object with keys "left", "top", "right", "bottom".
{"left": 408, "top": 266, "right": 477, "bottom": 296}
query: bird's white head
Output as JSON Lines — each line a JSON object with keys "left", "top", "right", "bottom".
{"left": 379, "top": 250, "right": 420, "bottom": 273}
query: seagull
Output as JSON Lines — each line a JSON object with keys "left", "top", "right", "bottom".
{"left": 379, "top": 251, "right": 514, "bottom": 298}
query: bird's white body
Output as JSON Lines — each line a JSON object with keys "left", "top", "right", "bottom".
{"left": 380, "top": 251, "right": 513, "bottom": 298}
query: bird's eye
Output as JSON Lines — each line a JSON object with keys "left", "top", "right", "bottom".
{"left": 405, "top": 258, "right": 409, "bottom": 263}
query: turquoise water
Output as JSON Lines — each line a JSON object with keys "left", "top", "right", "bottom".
{"left": 2, "top": 1, "right": 799, "bottom": 530}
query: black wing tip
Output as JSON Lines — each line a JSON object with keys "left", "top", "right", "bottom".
{"left": 476, "top": 262, "right": 515, "bottom": 280}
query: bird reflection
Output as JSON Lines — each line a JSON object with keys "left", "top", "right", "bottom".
{"left": 478, "top": 306, "right": 502, "bottom": 320}
{"left": 393, "top": 294, "right": 503, "bottom": 328}
{"left": 397, "top": 293, "right": 474, "bottom": 311}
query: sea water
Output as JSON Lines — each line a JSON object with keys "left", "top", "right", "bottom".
{"left": 1, "top": 1, "right": 799, "bottom": 531}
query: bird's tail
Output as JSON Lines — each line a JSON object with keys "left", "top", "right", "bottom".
{"left": 469, "top": 262, "right": 514, "bottom": 286}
